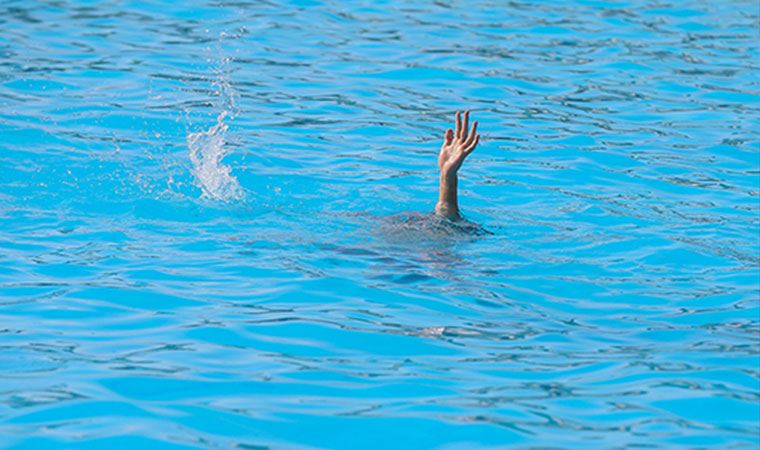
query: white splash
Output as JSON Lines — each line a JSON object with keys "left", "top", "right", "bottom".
{"left": 187, "top": 111, "right": 243, "bottom": 201}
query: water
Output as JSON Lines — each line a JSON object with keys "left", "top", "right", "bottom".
{"left": 1, "top": 0, "right": 758, "bottom": 448}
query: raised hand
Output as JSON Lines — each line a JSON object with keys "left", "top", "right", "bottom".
{"left": 435, "top": 110, "right": 480, "bottom": 220}
{"left": 438, "top": 111, "right": 479, "bottom": 178}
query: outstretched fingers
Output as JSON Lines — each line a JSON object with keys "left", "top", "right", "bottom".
{"left": 444, "top": 128, "right": 454, "bottom": 145}
{"left": 461, "top": 111, "right": 470, "bottom": 141}
{"left": 463, "top": 121, "right": 478, "bottom": 149}
{"left": 465, "top": 134, "right": 480, "bottom": 154}
{"left": 449, "top": 110, "right": 480, "bottom": 153}
{"left": 454, "top": 111, "right": 462, "bottom": 140}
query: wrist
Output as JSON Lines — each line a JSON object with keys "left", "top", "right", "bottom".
{"left": 440, "top": 170, "right": 458, "bottom": 182}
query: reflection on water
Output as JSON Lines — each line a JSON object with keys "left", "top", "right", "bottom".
{"left": 0, "top": 0, "right": 758, "bottom": 448}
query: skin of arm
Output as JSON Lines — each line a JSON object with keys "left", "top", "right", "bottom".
{"left": 435, "top": 110, "right": 480, "bottom": 221}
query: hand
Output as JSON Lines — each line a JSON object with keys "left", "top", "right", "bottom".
{"left": 435, "top": 110, "right": 480, "bottom": 220}
{"left": 438, "top": 110, "right": 479, "bottom": 178}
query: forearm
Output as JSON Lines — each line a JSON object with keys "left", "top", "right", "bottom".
{"left": 435, "top": 171, "right": 460, "bottom": 220}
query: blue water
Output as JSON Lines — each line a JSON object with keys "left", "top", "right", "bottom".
{"left": 1, "top": 1, "right": 759, "bottom": 448}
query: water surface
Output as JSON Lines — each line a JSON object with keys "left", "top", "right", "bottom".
{"left": 1, "top": 0, "right": 758, "bottom": 448}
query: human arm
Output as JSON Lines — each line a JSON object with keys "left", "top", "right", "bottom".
{"left": 435, "top": 110, "right": 480, "bottom": 220}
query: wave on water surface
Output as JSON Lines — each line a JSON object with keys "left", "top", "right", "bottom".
{"left": 0, "top": 1, "right": 758, "bottom": 449}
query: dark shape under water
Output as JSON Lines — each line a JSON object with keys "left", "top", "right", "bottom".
{"left": 389, "top": 211, "right": 492, "bottom": 238}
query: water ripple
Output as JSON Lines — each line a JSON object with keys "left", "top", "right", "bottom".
{"left": 0, "top": 0, "right": 758, "bottom": 448}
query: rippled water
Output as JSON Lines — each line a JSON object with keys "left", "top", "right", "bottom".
{"left": 1, "top": 1, "right": 759, "bottom": 448}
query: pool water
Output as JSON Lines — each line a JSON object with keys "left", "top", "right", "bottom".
{"left": 1, "top": 1, "right": 758, "bottom": 448}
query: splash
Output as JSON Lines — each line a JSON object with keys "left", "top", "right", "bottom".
{"left": 187, "top": 111, "right": 243, "bottom": 201}
{"left": 185, "top": 30, "right": 246, "bottom": 202}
